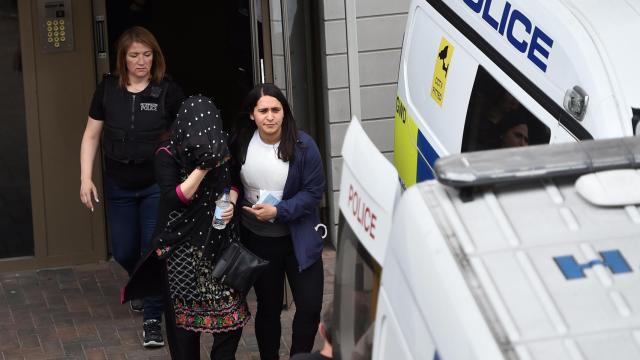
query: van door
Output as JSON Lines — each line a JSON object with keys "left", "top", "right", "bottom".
{"left": 334, "top": 216, "right": 382, "bottom": 360}
{"left": 398, "top": 5, "right": 478, "bottom": 159}
{"left": 335, "top": 118, "right": 401, "bottom": 360}
{"left": 395, "top": 1, "right": 584, "bottom": 188}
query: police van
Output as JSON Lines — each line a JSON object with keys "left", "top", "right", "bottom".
{"left": 335, "top": 118, "right": 640, "bottom": 359}
{"left": 395, "top": 0, "right": 640, "bottom": 188}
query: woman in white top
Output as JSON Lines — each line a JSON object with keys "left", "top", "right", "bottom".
{"left": 230, "top": 83, "right": 326, "bottom": 360}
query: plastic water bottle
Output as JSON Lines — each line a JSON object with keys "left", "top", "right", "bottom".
{"left": 213, "top": 188, "right": 230, "bottom": 229}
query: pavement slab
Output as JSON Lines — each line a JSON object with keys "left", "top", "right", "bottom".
{"left": 0, "top": 245, "right": 335, "bottom": 359}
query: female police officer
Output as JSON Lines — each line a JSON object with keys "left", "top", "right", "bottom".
{"left": 79, "top": 26, "right": 184, "bottom": 348}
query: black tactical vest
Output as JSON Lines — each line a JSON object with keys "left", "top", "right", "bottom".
{"left": 101, "top": 76, "right": 170, "bottom": 164}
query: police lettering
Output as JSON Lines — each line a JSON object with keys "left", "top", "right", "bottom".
{"left": 140, "top": 103, "right": 158, "bottom": 111}
{"left": 463, "top": 0, "right": 554, "bottom": 72}
{"left": 348, "top": 184, "right": 377, "bottom": 240}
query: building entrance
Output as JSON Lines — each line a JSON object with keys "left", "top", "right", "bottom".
{"left": 0, "top": 0, "right": 33, "bottom": 260}
{"left": 0, "top": 0, "right": 324, "bottom": 271}
{"left": 97, "top": 0, "right": 257, "bottom": 127}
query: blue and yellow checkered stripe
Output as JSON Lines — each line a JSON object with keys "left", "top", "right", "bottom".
{"left": 394, "top": 96, "right": 440, "bottom": 187}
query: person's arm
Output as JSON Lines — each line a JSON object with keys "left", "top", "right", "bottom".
{"left": 219, "top": 188, "right": 238, "bottom": 223}
{"left": 79, "top": 117, "right": 104, "bottom": 211}
{"left": 245, "top": 137, "right": 325, "bottom": 223}
{"left": 178, "top": 168, "right": 209, "bottom": 200}
{"left": 155, "top": 147, "right": 210, "bottom": 208}
{"left": 154, "top": 148, "right": 211, "bottom": 257}
{"left": 274, "top": 139, "right": 325, "bottom": 223}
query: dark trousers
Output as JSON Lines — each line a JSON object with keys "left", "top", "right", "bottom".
{"left": 241, "top": 226, "right": 324, "bottom": 360}
{"left": 105, "top": 179, "right": 163, "bottom": 321}
{"left": 162, "top": 274, "right": 243, "bottom": 360}
{"left": 165, "top": 322, "right": 243, "bottom": 360}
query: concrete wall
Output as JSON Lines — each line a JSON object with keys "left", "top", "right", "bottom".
{"left": 320, "top": 0, "right": 409, "bottom": 236}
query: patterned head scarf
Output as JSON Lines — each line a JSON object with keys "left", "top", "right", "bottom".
{"left": 155, "top": 95, "right": 232, "bottom": 254}
{"left": 171, "top": 95, "right": 230, "bottom": 171}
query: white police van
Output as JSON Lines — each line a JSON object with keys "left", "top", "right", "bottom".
{"left": 335, "top": 118, "right": 640, "bottom": 359}
{"left": 395, "top": 0, "right": 640, "bottom": 188}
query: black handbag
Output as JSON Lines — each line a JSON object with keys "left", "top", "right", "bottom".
{"left": 211, "top": 240, "right": 269, "bottom": 296}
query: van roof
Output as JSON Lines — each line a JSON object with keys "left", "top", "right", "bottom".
{"left": 434, "top": 135, "right": 640, "bottom": 187}
{"left": 391, "top": 171, "right": 640, "bottom": 358}
{"left": 429, "top": 174, "right": 640, "bottom": 358}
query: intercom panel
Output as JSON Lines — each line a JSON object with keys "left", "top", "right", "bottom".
{"left": 37, "top": 0, "right": 74, "bottom": 53}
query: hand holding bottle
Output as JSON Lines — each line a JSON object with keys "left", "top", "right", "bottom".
{"left": 213, "top": 188, "right": 231, "bottom": 229}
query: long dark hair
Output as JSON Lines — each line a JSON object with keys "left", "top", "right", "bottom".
{"left": 233, "top": 83, "right": 298, "bottom": 162}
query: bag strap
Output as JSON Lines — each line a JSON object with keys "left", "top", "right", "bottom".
{"left": 202, "top": 224, "right": 221, "bottom": 262}
{"left": 202, "top": 222, "right": 236, "bottom": 264}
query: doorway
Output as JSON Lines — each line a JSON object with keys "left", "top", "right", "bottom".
{"left": 91, "top": 0, "right": 328, "bottom": 240}
{"left": 99, "top": 1, "right": 256, "bottom": 128}
{"left": 93, "top": 0, "right": 327, "bottom": 308}
{"left": 0, "top": 0, "right": 34, "bottom": 260}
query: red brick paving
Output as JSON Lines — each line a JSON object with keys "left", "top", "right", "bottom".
{"left": 0, "top": 246, "right": 335, "bottom": 359}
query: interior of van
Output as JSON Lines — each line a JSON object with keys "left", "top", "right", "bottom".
{"left": 461, "top": 67, "right": 551, "bottom": 152}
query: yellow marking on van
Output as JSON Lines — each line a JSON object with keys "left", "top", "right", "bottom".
{"left": 394, "top": 96, "right": 418, "bottom": 187}
{"left": 431, "top": 37, "right": 454, "bottom": 106}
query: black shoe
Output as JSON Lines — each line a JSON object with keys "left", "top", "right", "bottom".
{"left": 130, "top": 299, "right": 144, "bottom": 313}
{"left": 142, "top": 319, "right": 165, "bottom": 347}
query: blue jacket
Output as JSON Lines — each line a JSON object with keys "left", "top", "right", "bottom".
{"left": 275, "top": 131, "right": 326, "bottom": 270}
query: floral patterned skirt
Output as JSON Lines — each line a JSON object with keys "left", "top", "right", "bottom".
{"left": 167, "top": 230, "right": 250, "bottom": 333}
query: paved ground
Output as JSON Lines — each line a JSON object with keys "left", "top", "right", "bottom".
{"left": 0, "top": 246, "right": 336, "bottom": 359}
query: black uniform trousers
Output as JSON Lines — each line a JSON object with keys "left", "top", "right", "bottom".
{"left": 241, "top": 225, "right": 324, "bottom": 360}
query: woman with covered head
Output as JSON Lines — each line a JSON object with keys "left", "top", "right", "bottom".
{"left": 126, "top": 95, "right": 250, "bottom": 359}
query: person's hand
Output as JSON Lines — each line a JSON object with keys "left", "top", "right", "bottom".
{"left": 80, "top": 179, "right": 100, "bottom": 212}
{"left": 243, "top": 203, "right": 277, "bottom": 222}
{"left": 220, "top": 202, "right": 235, "bottom": 223}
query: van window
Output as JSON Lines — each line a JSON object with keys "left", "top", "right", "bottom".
{"left": 334, "top": 214, "right": 381, "bottom": 360}
{"left": 461, "top": 67, "right": 551, "bottom": 152}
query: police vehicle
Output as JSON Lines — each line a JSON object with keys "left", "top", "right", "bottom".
{"left": 335, "top": 118, "right": 640, "bottom": 359}
{"left": 395, "top": 0, "right": 640, "bottom": 187}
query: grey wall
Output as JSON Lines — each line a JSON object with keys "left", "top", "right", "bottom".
{"left": 320, "top": 0, "right": 409, "bottom": 238}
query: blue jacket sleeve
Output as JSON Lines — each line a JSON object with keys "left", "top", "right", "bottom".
{"left": 275, "top": 139, "right": 325, "bottom": 223}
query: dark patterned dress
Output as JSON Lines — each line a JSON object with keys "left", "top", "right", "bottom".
{"left": 167, "top": 226, "right": 249, "bottom": 332}
{"left": 154, "top": 95, "right": 250, "bottom": 333}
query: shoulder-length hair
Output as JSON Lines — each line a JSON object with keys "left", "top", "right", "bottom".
{"left": 113, "top": 26, "right": 166, "bottom": 88}
{"left": 233, "top": 83, "right": 298, "bottom": 162}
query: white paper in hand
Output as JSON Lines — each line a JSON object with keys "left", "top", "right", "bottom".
{"left": 256, "top": 190, "right": 281, "bottom": 223}
{"left": 257, "top": 189, "right": 281, "bottom": 206}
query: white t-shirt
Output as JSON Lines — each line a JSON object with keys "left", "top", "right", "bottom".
{"left": 240, "top": 130, "right": 290, "bottom": 204}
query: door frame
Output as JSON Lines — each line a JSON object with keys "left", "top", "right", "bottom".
{"left": 0, "top": 0, "right": 107, "bottom": 272}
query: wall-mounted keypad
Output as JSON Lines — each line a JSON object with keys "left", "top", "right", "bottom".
{"left": 38, "top": 0, "right": 74, "bottom": 53}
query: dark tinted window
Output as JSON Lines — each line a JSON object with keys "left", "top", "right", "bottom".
{"left": 462, "top": 67, "right": 551, "bottom": 152}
